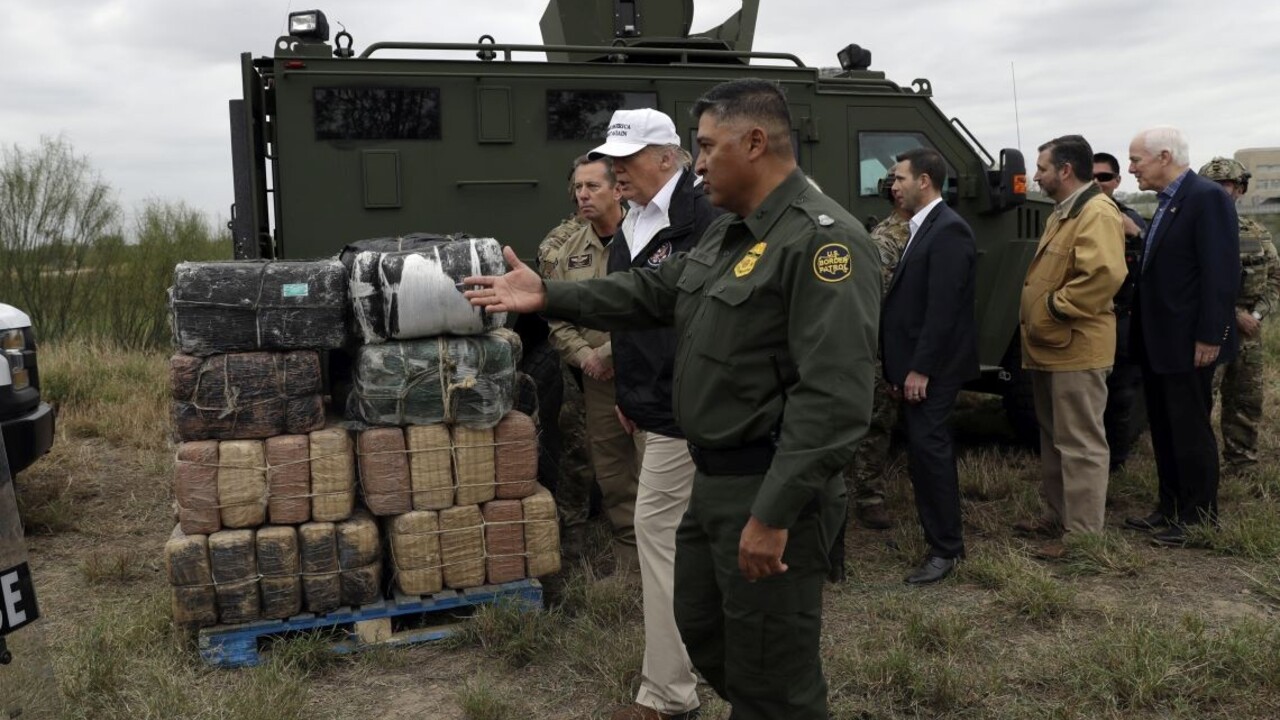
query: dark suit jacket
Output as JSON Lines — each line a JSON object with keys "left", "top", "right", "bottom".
{"left": 1134, "top": 171, "right": 1240, "bottom": 374}
{"left": 881, "top": 202, "right": 980, "bottom": 386}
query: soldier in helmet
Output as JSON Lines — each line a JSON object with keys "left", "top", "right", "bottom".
{"left": 1199, "top": 157, "right": 1280, "bottom": 476}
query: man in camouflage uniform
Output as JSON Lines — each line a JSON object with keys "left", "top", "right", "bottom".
{"left": 538, "top": 212, "right": 595, "bottom": 556}
{"left": 844, "top": 205, "right": 910, "bottom": 530}
{"left": 538, "top": 156, "right": 643, "bottom": 569}
{"left": 1201, "top": 157, "right": 1280, "bottom": 476}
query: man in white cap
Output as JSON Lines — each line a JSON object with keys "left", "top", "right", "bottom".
{"left": 590, "top": 108, "right": 722, "bottom": 720}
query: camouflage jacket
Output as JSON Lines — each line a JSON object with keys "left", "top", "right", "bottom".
{"left": 537, "top": 214, "right": 614, "bottom": 367}
{"left": 1237, "top": 216, "right": 1279, "bottom": 319}
{"left": 870, "top": 213, "right": 909, "bottom": 298}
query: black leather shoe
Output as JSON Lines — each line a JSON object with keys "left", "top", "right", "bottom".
{"left": 1150, "top": 525, "right": 1188, "bottom": 547}
{"left": 905, "top": 556, "right": 956, "bottom": 585}
{"left": 1123, "top": 512, "right": 1169, "bottom": 531}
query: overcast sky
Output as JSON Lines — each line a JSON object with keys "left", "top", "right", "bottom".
{"left": 3, "top": 0, "right": 1277, "bottom": 231}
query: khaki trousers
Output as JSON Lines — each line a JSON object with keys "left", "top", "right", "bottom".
{"left": 1030, "top": 368, "right": 1111, "bottom": 534}
{"left": 582, "top": 375, "right": 641, "bottom": 551}
{"left": 633, "top": 432, "right": 700, "bottom": 714}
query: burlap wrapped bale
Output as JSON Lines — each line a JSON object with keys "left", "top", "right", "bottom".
{"left": 299, "top": 522, "right": 340, "bottom": 614}
{"left": 265, "top": 435, "right": 310, "bottom": 524}
{"left": 482, "top": 500, "right": 526, "bottom": 585}
{"left": 494, "top": 411, "right": 538, "bottom": 500}
{"left": 347, "top": 332, "right": 519, "bottom": 428}
{"left": 310, "top": 427, "right": 356, "bottom": 522}
{"left": 208, "top": 529, "right": 260, "bottom": 625}
{"left": 175, "top": 441, "right": 220, "bottom": 534}
{"left": 452, "top": 426, "right": 495, "bottom": 506}
{"left": 337, "top": 511, "right": 382, "bottom": 606}
{"left": 387, "top": 511, "right": 443, "bottom": 596}
{"left": 522, "top": 485, "right": 561, "bottom": 578}
{"left": 217, "top": 440, "right": 267, "bottom": 528}
{"left": 165, "top": 525, "right": 218, "bottom": 629}
{"left": 406, "top": 424, "right": 453, "bottom": 510}
{"left": 439, "top": 505, "right": 485, "bottom": 589}
{"left": 171, "top": 351, "right": 325, "bottom": 441}
{"left": 347, "top": 237, "right": 507, "bottom": 344}
{"left": 170, "top": 259, "right": 347, "bottom": 356}
{"left": 357, "top": 428, "right": 412, "bottom": 516}
{"left": 256, "top": 526, "right": 302, "bottom": 620}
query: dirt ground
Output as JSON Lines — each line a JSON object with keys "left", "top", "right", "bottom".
{"left": 8, "top": 390, "right": 1280, "bottom": 719}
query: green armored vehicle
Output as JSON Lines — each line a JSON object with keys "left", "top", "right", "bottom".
{"left": 227, "top": 0, "right": 1050, "bottom": 427}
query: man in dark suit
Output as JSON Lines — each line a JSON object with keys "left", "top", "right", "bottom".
{"left": 882, "top": 147, "right": 980, "bottom": 583}
{"left": 1125, "top": 126, "right": 1240, "bottom": 546}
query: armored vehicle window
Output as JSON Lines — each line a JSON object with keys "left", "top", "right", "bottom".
{"left": 858, "top": 132, "right": 953, "bottom": 196}
{"left": 314, "top": 87, "right": 442, "bottom": 141}
{"left": 547, "top": 91, "right": 657, "bottom": 141}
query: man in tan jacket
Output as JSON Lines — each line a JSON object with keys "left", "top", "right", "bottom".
{"left": 1017, "top": 135, "right": 1127, "bottom": 556}
{"left": 538, "top": 154, "right": 642, "bottom": 571}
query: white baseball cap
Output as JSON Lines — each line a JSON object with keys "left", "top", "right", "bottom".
{"left": 588, "top": 108, "right": 681, "bottom": 159}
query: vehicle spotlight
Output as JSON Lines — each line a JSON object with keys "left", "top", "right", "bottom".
{"left": 837, "top": 44, "right": 872, "bottom": 71}
{"left": 289, "top": 10, "right": 330, "bottom": 41}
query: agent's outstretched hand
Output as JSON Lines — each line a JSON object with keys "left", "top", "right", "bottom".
{"left": 463, "top": 246, "right": 548, "bottom": 314}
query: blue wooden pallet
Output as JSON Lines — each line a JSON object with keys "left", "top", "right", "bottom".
{"left": 197, "top": 578, "right": 543, "bottom": 668}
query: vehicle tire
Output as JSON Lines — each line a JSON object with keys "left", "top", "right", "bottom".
{"left": 999, "top": 338, "right": 1039, "bottom": 448}
{"left": 518, "top": 339, "right": 564, "bottom": 494}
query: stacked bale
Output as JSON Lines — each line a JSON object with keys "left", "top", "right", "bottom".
{"left": 163, "top": 240, "right": 560, "bottom": 632}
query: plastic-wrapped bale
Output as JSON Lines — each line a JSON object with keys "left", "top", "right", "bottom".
{"left": 387, "top": 511, "right": 442, "bottom": 596}
{"left": 170, "top": 259, "right": 347, "bottom": 356}
{"left": 483, "top": 500, "right": 526, "bottom": 585}
{"left": 310, "top": 427, "right": 356, "bottom": 522}
{"left": 266, "top": 436, "right": 310, "bottom": 524}
{"left": 299, "top": 522, "right": 339, "bottom": 614}
{"left": 217, "top": 440, "right": 267, "bottom": 528}
{"left": 494, "top": 411, "right": 538, "bottom": 500}
{"left": 406, "top": 424, "right": 453, "bottom": 510}
{"left": 337, "top": 511, "right": 382, "bottom": 606}
{"left": 347, "top": 237, "right": 507, "bottom": 343}
{"left": 165, "top": 526, "right": 218, "bottom": 628}
{"left": 522, "top": 485, "right": 561, "bottom": 578}
{"left": 439, "top": 505, "right": 485, "bottom": 589}
{"left": 175, "top": 441, "right": 220, "bottom": 534}
{"left": 171, "top": 351, "right": 325, "bottom": 441}
{"left": 209, "top": 529, "right": 260, "bottom": 625}
{"left": 452, "top": 426, "right": 495, "bottom": 506}
{"left": 257, "top": 526, "right": 302, "bottom": 620}
{"left": 357, "top": 428, "right": 412, "bottom": 516}
{"left": 347, "top": 331, "right": 520, "bottom": 428}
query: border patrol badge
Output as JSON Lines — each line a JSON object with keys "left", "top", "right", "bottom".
{"left": 813, "top": 243, "right": 852, "bottom": 282}
{"left": 734, "top": 241, "right": 767, "bottom": 278}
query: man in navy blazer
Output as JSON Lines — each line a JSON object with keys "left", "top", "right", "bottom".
{"left": 1125, "top": 126, "right": 1239, "bottom": 546}
{"left": 881, "top": 147, "right": 980, "bottom": 584}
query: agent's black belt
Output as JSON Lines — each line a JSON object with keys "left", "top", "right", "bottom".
{"left": 687, "top": 439, "right": 776, "bottom": 476}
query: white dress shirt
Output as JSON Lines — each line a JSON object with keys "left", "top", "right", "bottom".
{"left": 902, "top": 196, "right": 944, "bottom": 259}
{"left": 622, "top": 170, "right": 683, "bottom": 260}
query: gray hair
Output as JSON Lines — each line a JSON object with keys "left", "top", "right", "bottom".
{"left": 1137, "top": 126, "right": 1190, "bottom": 166}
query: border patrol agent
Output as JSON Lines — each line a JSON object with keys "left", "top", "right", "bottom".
{"left": 463, "top": 79, "right": 879, "bottom": 720}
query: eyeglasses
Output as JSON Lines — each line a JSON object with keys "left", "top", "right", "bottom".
{"left": 1093, "top": 172, "right": 1117, "bottom": 182}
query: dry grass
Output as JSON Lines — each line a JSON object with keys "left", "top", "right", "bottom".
{"left": 9, "top": 332, "right": 1280, "bottom": 719}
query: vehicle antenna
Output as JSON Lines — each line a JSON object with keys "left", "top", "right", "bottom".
{"left": 1010, "top": 61, "right": 1023, "bottom": 152}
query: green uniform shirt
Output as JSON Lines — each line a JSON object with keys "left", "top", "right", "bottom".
{"left": 1237, "top": 216, "right": 1279, "bottom": 319}
{"left": 544, "top": 169, "right": 881, "bottom": 528}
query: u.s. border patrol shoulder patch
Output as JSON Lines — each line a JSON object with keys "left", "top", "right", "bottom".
{"left": 813, "top": 243, "right": 852, "bottom": 282}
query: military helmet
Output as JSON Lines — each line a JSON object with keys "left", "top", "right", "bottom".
{"left": 1199, "top": 157, "right": 1251, "bottom": 192}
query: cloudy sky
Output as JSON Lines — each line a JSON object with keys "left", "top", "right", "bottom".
{"left": 3, "top": 0, "right": 1277, "bottom": 229}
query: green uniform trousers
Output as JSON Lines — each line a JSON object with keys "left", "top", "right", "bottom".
{"left": 673, "top": 471, "right": 845, "bottom": 719}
